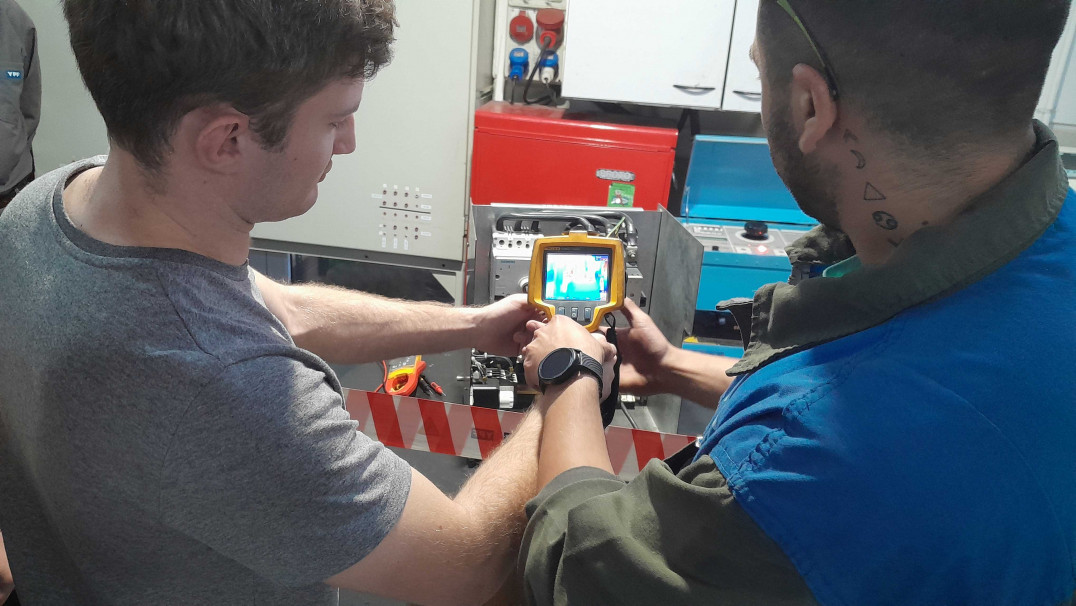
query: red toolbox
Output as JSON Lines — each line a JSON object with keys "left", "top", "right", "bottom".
{"left": 471, "top": 102, "right": 678, "bottom": 210}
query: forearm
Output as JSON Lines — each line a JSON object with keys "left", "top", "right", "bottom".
{"left": 260, "top": 276, "right": 479, "bottom": 364}
{"left": 327, "top": 412, "right": 543, "bottom": 605}
{"left": 452, "top": 410, "right": 543, "bottom": 593}
{"left": 535, "top": 377, "right": 613, "bottom": 489}
{"left": 656, "top": 348, "right": 737, "bottom": 409}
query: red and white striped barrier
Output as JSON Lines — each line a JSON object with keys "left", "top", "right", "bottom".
{"left": 344, "top": 389, "right": 697, "bottom": 480}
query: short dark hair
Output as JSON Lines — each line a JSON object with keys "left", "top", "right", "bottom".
{"left": 63, "top": 0, "right": 397, "bottom": 172}
{"left": 758, "top": 1, "right": 1071, "bottom": 150}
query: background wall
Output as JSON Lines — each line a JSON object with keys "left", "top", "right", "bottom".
{"left": 21, "top": 0, "right": 109, "bottom": 174}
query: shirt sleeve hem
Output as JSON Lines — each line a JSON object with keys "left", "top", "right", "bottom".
{"left": 300, "top": 454, "right": 414, "bottom": 588}
{"left": 526, "top": 466, "right": 622, "bottom": 519}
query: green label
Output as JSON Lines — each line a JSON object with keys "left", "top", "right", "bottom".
{"left": 607, "top": 183, "right": 636, "bottom": 207}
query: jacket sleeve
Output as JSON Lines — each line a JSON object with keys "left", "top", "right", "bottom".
{"left": 21, "top": 23, "right": 40, "bottom": 144}
{"left": 519, "top": 457, "right": 817, "bottom": 606}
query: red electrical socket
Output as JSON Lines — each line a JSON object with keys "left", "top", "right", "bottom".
{"left": 509, "top": 11, "right": 534, "bottom": 45}
{"left": 535, "top": 8, "right": 564, "bottom": 49}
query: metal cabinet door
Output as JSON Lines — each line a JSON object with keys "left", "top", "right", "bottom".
{"left": 722, "top": 0, "right": 763, "bottom": 113}
{"left": 562, "top": 0, "right": 736, "bottom": 110}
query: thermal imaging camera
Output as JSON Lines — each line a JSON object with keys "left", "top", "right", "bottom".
{"left": 528, "top": 232, "right": 626, "bottom": 332}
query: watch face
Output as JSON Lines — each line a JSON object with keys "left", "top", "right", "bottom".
{"left": 539, "top": 348, "right": 577, "bottom": 383}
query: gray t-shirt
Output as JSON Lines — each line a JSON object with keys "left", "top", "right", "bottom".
{"left": 0, "top": 158, "right": 412, "bottom": 605}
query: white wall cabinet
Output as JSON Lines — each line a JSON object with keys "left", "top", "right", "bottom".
{"left": 1035, "top": 12, "right": 1075, "bottom": 129}
{"left": 1051, "top": 38, "right": 1076, "bottom": 127}
{"left": 1037, "top": 13, "right": 1076, "bottom": 147}
{"left": 562, "top": 0, "right": 737, "bottom": 110}
{"left": 722, "top": 0, "right": 763, "bottom": 113}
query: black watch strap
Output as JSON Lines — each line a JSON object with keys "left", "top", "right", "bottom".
{"left": 574, "top": 351, "right": 604, "bottom": 399}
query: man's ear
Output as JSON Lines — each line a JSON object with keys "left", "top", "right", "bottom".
{"left": 188, "top": 107, "right": 251, "bottom": 174}
{"left": 789, "top": 63, "right": 838, "bottom": 154}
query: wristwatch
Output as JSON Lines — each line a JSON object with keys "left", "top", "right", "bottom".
{"left": 537, "top": 347, "right": 604, "bottom": 397}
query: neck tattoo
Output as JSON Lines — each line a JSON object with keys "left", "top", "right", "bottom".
{"left": 845, "top": 129, "right": 901, "bottom": 242}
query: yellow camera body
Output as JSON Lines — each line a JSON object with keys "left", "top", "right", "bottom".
{"left": 527, "top": 232, "right": 626, "bottom": 332}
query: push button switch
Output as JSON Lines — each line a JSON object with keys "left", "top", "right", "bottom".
{"left": 584, "top": 308, "right": 593, "bottom": 321}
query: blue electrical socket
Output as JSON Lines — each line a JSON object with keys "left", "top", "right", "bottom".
{"left": 509, "top": 48, "right": 529, "bottom": 80}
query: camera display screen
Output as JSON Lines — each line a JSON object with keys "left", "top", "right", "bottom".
{"left": 543, "top": 252, "right": 611, "bottom": 303}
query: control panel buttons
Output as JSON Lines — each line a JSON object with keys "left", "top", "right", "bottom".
{"left": 688, "top": 220, "right": 805, "bottom": 257}
{"left": 743, "top": 221, "right": 770, "bottom": 241}
{"left": 584, "top": 308, "right": 593, "bottom": 321}
{"left": 557, "top": 306, "right": 566, "bottom": 316}
{"left": 571, "top": 307, "right": 579, "bottom": 320}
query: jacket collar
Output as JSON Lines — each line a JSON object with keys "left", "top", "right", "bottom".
{"left": 724, "top": 121, "right": 1069, "bottom": 376}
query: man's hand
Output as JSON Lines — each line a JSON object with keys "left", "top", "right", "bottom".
{"left": 520, "top": 316, "right": 617, "bottom": 401}
{"left": 608, "top": 298, "right": 738, "bottom": 407}
{"left": 613, "top": 298, "right": 674, "bottom": 396}
{"left": 470, "top": 294, "right": 544, "bottom": 357}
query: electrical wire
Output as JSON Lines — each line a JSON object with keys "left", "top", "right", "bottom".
{"left": 497, "top": 210, "right": 631, "bottom": 237}
{"left": 496, "top": 212, "right": 597, "bottom": 234}
{"left": 486, "top": 356, "right": 516, "bottom": 369}
{"left": 523, "top": 39, "right": 554, "bottom": 106}
{"left": 589, "top": 211, "right": 637, "bottom": 244}
{"left": 609, "top": 217, "right": 627, "bottom": 238}
{"left": 547, "top": 82, "right": 559, "bottom": 107}
{"left": 471, "top": 355, "right": 489, "bottom": 383}
{"left": 602, "top": 312, "right": 635, "bottom": 428}
{"left": 374, "top": 360, "right": 388, "bottom": 393}
{"left": 619, "top": 400, "right": 639, "bottom": 429}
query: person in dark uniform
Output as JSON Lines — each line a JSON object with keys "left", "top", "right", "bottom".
{"left": 0, "top": 0, "right": 40, "bottom": 211}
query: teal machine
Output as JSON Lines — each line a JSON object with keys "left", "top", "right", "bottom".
{"left": 680, "top": 136, "right": 817, "bottom": 357}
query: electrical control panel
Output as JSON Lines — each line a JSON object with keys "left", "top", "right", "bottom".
{"left": 685, "top": 219, "right": 811, "bottom": 321}
{"left": 685, "top": 219, "right": 810, "bottom": 349}
{"left": 490, "top": 232, "right": 543, "bottom": 300}
{"left": 493, "top": 0, "right": 568, "bottom": 104}
{"left": 374, "top": 183, "right": 441, "bottom": 254}
{"left": 470, "top": 204, "right": 703, "bottom": 435}
{"left": 686, "top": 222, "right": 810, "bottom": 258}
{"left": 678, "top": 136, "right": 819, "bottom": 358}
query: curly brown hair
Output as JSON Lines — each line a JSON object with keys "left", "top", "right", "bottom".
{"left": 63, "top": 0, "right": 397, "bottom": 172}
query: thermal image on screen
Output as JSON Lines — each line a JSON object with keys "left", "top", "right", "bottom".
{"left": 544, "top": 253, "right": 611, "bottom": 302}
